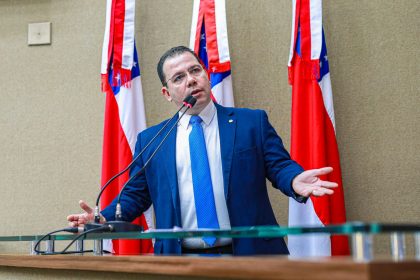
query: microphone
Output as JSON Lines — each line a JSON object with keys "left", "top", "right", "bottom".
{"left": 104, "top": 96, "right": 197, "bottom": 232}
{"left": 63, "top": 227, "right": 85, "bottom": 233}
{"left": 89, "top": 95, "right": 194, "bottom": 226}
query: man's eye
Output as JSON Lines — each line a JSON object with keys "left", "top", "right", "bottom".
{"left": 191, "top": 67, "right": 202, "bottom": 74}
{"left": 173, "top": 74, "right": 185, "bottom": 83}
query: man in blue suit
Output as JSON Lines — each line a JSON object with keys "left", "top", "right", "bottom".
{"left": 68, "top": 46, "right": 338, "bottom": 255}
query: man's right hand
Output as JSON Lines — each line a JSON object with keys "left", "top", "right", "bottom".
{"left": 67, "top": 200, "right": 97, "bottom": 227}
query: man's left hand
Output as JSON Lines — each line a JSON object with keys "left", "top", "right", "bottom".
{"left": 292, "top": 167, "right": 338, "bottom": 197}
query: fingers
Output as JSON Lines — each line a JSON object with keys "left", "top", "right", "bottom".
{"left": 67, "top": 214, "right": 80, "bottom": 227}
{"left": 67, "top": 214, "right": 83, "bottom": 226}
{"left": 307, "top": 167, "right": 333, "bottom": 177}
{"left": 67, "top": 214, "right": 90, "bottom": 227}
{"left": 311, "top": 187, "right": 334, "bottom": 196}
{"left": 317, "top": 180, "right": 338, "bottom": 188}
{"left": 79, "top": 200, "right": 93, "bottom": 214}
{"left": 67, "top": 200, "right": 93, "bottom": 228}
{"left": 301, "top": 185, "right": 335, "bottom": 197}
{"left": 67, "top": 214, "right": 77, "bottom": 222}
{"left": 68, "top": 221, "right": 78, "bottom": 227}
{"left": 308, "top": 178, "right": 337, "bottom": 196}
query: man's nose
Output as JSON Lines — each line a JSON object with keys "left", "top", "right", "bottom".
{"left": 186, "top": 72, "right": 197, "bottom": 87}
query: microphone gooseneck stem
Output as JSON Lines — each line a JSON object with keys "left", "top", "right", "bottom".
{"left": 94, "top": 95, "right": 194, "bottom": 221}
{"left": 115, "top": 97, "right": 197, "bottom": 218}
{"left": 94, "top": 206, "right": 100, "bottom": 224}
{"left": 115, "top": 203, "right": 122, "bottom": 221}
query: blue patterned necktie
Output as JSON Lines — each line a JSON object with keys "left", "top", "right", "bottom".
{"left": 189, "top": 115, "right": 219, "bottom": 246}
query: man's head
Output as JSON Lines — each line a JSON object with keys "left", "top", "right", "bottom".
{"left": 157, "top": 46, "right": 202, "bottom": 85}
{"left": 158, "top": 46, "right": 212, "bottom": 115}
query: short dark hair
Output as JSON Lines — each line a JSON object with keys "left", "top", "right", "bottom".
{"left": 157, "top": 46, "right": 201, "bottom": 85}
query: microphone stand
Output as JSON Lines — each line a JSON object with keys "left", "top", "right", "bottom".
{"left": 87, "top": 95, "right": 193, "bottom": 228}
{"left": 105, "top": 96, "right": 197, "bottom": 232}
{"left": 86, "top": 96, "right": 197, "bottom": 233}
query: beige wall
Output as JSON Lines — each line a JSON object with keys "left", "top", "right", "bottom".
{"left": 0, "top": 0, "right": 419, "bottom": 260}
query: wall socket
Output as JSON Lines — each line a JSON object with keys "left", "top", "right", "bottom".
{"left": 28, "top": 22, "right": 51, "bottom": 46}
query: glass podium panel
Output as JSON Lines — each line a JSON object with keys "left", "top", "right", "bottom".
{"left": 1, "top": 222, "right": 419, "bottom": 241}
{"left": 0, "top": 222, "right": 419, "bottom": 260}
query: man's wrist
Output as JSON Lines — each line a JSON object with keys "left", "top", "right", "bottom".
{"left": 291, "top": 173, "right": 308, "bottom": 203}
{"left": 293, "top": 189, "right": 308, "bottom": 203}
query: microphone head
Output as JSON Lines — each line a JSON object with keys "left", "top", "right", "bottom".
{"left": 182, "top": 95, "right": 192, "bottom": 104}
{"left": 187, "top": 96, "right": 197, "bottom": 108}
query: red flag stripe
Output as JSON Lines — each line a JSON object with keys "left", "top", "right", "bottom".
{"left": 100, "top": 0, "right": 153, "bottom": 255}
{"left": 111, "top": 0, "right": 125, "bottom": 70}
{"left": 100, "top": 91, "right": 132, "bottom": 210}
{"left": 101, "top": 89, "right": 153, "bottom": 255}
{"left": 200, "top": 0, "right": 219, "bottom": 68}
{"left": 289, "top": 0, "right": 349, "bottom": 256}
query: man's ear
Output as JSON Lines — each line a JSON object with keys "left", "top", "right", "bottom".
{"left": 161, "top": 86, "right": 172, "bottom": 102}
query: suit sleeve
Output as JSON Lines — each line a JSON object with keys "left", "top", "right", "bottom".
{"left": 260, "top": 110, "right": 306, "bottom": 202}
{"left": 101, "top": 132, "right": 153, "bottom": 222}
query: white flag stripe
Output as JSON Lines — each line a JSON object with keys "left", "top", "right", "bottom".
{"left": 309, "top": 0, "right": 322, "bottom": 60}
{"left": 288, "top": 198, "right": 331, "bottom": 257}
{"left": 101, "top": 0, "right": 113, "bottom": 74}
{"left": 114, "top": 76, "right": 147, "bottom": 154}
{"left": 114, "top": 75, "right": 155, "bottom": 234}
{"left": 143, "top": 206, "right": 155, "bottom": 238}
{"left": 121, "top": 0, "right": 135, "bottom": 70}
{"left": 318, "top": 73, "right": 336, "bottom": 130}
{"left": 212, "top": 75, "right": 234, "bottom": 107}
{"left": 189, "top": 0, "right": 201, "bottom": 50}
{"left": 288, "top": 0, "right": 297, "bottom": 66}
{"left": 214, "top": 0, "right": 230, "bottom": 63}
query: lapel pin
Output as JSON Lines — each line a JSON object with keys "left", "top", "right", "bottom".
{"left": 228, "top": 119, "right": 234, "bottom": 123}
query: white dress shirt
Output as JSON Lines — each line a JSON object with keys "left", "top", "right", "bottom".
{"left": 176, "top": 101, "right": 232, "bottom": 248}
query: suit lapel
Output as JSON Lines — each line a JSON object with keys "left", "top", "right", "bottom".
{"left": 162, "top": 117, "right": 182, "bottom": 226}
{"left": 216, "top": 104, "right": 236, "bottom": 199}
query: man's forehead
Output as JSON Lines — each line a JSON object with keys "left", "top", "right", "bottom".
{"left": 163, "top": 52, "right": 200, "bottom": 72}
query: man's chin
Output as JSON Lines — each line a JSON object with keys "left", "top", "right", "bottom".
{"left": 187, "top": 103, "right": 204, "bottom": 115}
{"left": 187, "top": 107, "right": 202, "bottom": 115}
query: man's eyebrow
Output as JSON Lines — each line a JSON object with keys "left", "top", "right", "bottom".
{"left": 170, "top": 64, "right": 201, "bottom": 76}
{"left": 170, "top": 70, "right": 184, "bottom": 77}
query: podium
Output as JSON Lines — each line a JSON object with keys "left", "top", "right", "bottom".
{"left": 1, "top": 223, "right": 419, "bottom": 280}
{"left": 0, "top": 254, "right": 419, "bottom": 280}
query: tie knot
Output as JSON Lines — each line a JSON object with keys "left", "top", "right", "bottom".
{"left": 190, "top": 115, "right": 202, "bottom": 125}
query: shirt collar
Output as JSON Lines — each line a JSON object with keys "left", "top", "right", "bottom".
{"left": 178, "top": 101, "right": 216, "bottom": 130}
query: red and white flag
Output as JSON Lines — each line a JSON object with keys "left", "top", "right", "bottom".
{"left": 100, "top": 0, "right": 153, "bottom": 255}
{"left": 287, "top": 0, "right": 349, "bottom": 256}
{"left": 190, "top": 0, "right": 234, "bottom": 107}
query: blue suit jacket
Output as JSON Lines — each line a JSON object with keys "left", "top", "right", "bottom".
{"left": 102, "top": 103, "right": 304, "bottom": 255}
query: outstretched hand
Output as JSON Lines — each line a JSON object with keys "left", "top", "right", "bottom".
{"left": 292, "top": 167, "right": 338, "bottom": 197}
{"left": 66, "top": 200, "right": 98, "bottom": 227}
